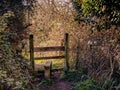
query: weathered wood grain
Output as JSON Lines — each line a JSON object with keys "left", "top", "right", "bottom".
{"left": 34, "top": 56, "right": 65, "bottom": 60}
{"left": 34, "top": 46, "right": 65, "bottom": 52}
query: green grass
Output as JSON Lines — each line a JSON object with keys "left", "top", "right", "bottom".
{"left": 22, "top": 52, "right": 64, "bottom": 69}
{"left": 40, "top": 79, "right": 53, "bottom": 86}
{"left": 35, "top": 59, "right": 64, "bottom": 69}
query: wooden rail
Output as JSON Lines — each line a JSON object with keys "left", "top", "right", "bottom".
{"left": 34, "top": 46, "right": 65, "bottom": 52}
{"left": 29, "top": 33, "right": 69, "bottom": 74}
{"left": 34, "top": 56, "right": 65, "bottom": 60}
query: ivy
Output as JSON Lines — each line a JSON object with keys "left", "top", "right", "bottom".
{"left": 73, "top": 0, "right": 120, "bottom": 31}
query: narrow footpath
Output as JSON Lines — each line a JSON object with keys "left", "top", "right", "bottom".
{"left": 35, "top": 71, "right": 73, "bottom": 90}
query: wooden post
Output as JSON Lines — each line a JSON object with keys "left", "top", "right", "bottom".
{"left": 44, "top": 61, "right": 52, "bottom": 79}
{"left": 75, "top": 46, "right": 79, "bottom": 70}
{"left": 29, "top": 35, "right": 35, "bottom": 74}
{"left": 64, "top": 33, "right": 69, "bottom": 73}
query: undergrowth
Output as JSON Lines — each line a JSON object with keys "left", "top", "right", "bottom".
{"left": 40, "top": 79, "right": 53, "bottom": 86}
{"left": 60, "top": 70, "right": 82, "bottom": 82}
{"left": 60, "top": 68, "right": 120, "bottom": 90}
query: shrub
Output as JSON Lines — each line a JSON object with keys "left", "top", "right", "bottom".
{"left": 73, "top": 78, "right": 98, "bottom": 90}
{"left": 60, "top": 69, "right": 87, "bottom": 82}
{"left": 41, "top": 79, "right": 53, "bottom": 86}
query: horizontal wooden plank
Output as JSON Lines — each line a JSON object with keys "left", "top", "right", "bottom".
{"left": 35, "top": 68, "right": 64, "bottom": 73}
{"left": 34, "top": 56, "right": 65, "bottom": 60}
{"left": 34, "top": 46, "right": 65, "bottom": 52}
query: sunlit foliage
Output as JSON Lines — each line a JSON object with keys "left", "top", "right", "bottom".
{"left": 73, "top": 0, "right": 120, "bottom": 31}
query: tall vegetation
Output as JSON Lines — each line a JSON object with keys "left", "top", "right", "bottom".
{"left": 0, "top": 0, "right": 37, "bottom": 90}
{"left": 70, "top": 0, "right": 120, "bottom": 89}
{"left": 73, "top": 0, "right": 120, "bottom": 31}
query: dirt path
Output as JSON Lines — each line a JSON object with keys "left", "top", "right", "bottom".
{"left": 36, "top": 71, "right": 73, "bottom": 90}
{"left": 49, "top": 80, "right": 72, "bottom": 90}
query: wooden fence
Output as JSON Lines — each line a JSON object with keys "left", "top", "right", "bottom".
{"left": 29, "top": 33, "right": 70, "bottom": 74}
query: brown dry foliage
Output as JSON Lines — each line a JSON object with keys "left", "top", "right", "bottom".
{"left": 77, "top": 28, "right": 120, "bottom": 81}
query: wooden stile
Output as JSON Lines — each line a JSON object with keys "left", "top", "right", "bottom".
{"left": 29, "top": 33, "right": 70, "bottom": 75}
